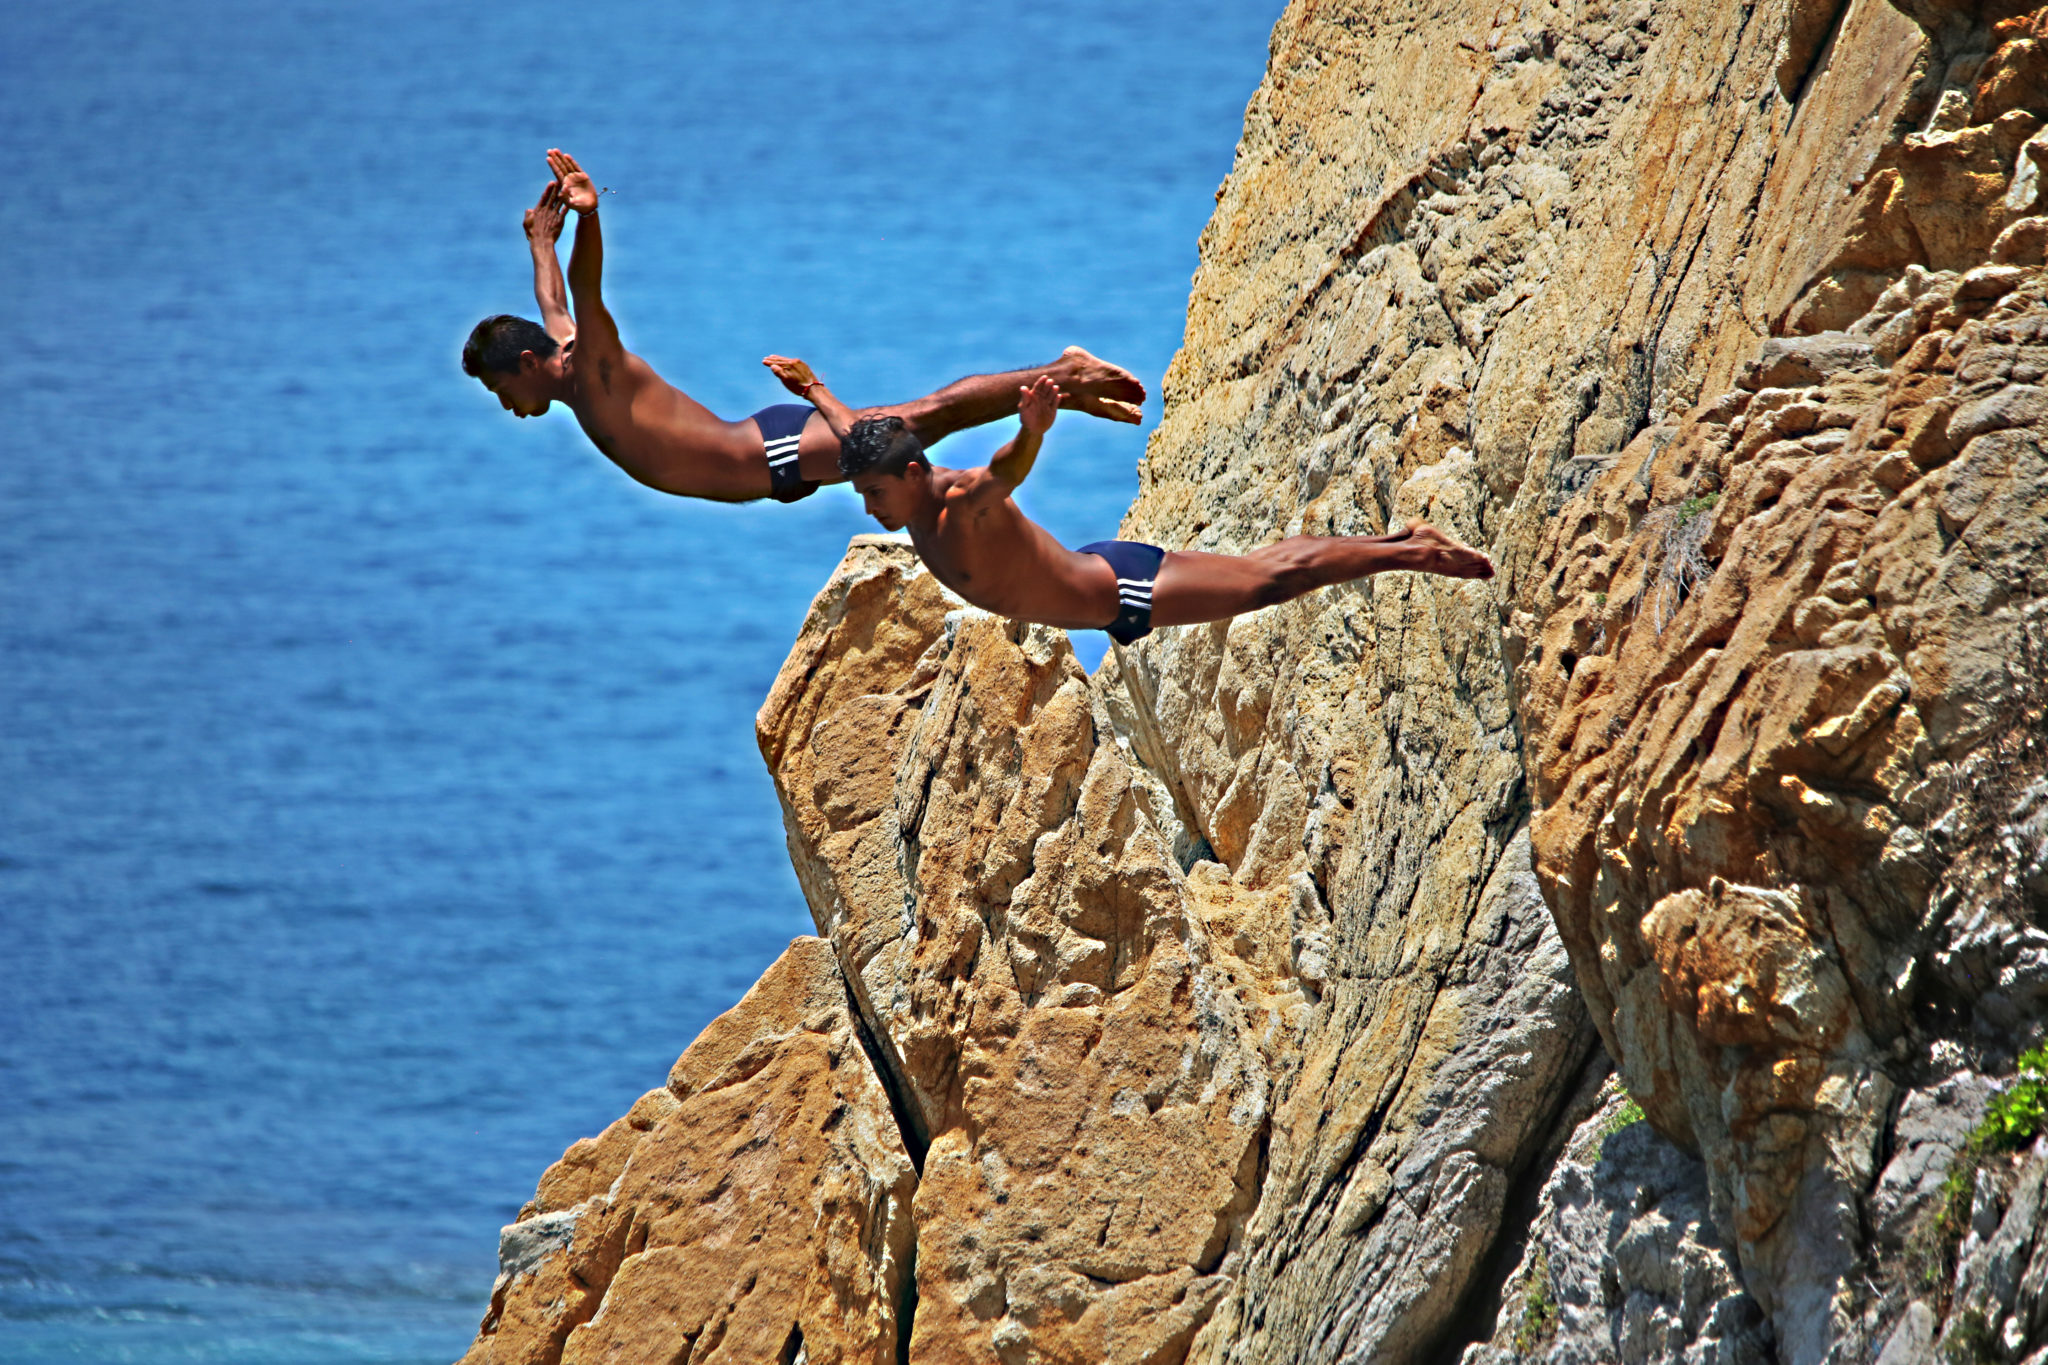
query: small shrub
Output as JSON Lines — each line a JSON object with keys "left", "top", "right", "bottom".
{"left": 1599, "top": 1097, "right": 1646, "bottom": 1158}
{"left": 1944, "top": 1309, "right": 1999, "bottom": 1364}
{"left": 1512, "top": 1245, "right": 1559, "bottom": 1355}
{"left": 1909, "top": 1044, "right": 2048, "bottom": 1308}
{"left": 1978, "top": 1043, "right": 2048, "bottom": 1153}
{"left": 1639, "top": 492, "right": 1721, "bottom": 632}
{"left": 1676, "top": 491, "right": 1721, "bottom": 525}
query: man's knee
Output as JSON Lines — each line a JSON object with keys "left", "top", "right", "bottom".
{"left": 1251, "top": 564, "right": 1318, "bottom": 608}
{"left": 1248, "top": 542, "right": 1322, "bottom": 607}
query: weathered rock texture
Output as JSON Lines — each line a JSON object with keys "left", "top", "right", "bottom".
{"left": 460, "top": 0, "right": 2048, "bottom": 1361}
{"left": 757, "top": 537, "right": 1303, "bottom": 1361}
{"left": 1464, "top": 1081, "right": 1774, "bottom": 1365}
{"left": 1519, "top": 259, "right": 2048, "bottom": 1362}
{"left": 455, "top": 936, "right": 914, "bottom": 1365}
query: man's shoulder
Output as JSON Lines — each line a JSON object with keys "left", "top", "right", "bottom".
{"left": 939, "top": 466, "right": 1005, "bottom": 501}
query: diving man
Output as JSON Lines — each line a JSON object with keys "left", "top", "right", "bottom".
{"left": 835, "top": 373, "right": 1495, "bottom": 643}
{"left": 462, "top": 150, "right": 1149, "bottom": 504}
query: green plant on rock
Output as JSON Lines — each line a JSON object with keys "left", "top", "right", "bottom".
{"left": 1944, "top": 1309, "right": 1999, "bottom": 1365}
{"left": 1602, "top": 1097, "right": 1645, "bottom": 1136}
{"left": 1675, "top": 491, "right": 1720, "bottom": 525}
{"left": 1598, "top": 1096, "right": 1646, "bottom": 1161}
{"left": 1640, "top": 491, "right": 1722, "bottom": 632}
{"left": 1512, "top": 1244, "right": 1559, "bottom": 1356}
{"left": 1978, "top": 1043, "right": 2048, "bottom": 1153}
{"left": 1909, "top": 1043, "right": 2048, "bottom": 1310}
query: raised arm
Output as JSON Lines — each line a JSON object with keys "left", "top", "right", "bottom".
{"left": 524, "top": 180, "right": 574, "bottom": 344}
{"left": 987, "top": 376, "right": 1059, "bottom": 491}
{"left": 763, "top": 356, "right": 855, "bottom": 436}
{"left": 546, "top": 148, "right": 619, "bottom": 352}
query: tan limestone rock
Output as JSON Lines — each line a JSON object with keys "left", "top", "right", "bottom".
{"left": 758, "top": 540, "right": 1297, "bottom": 1362}
{"left": 1115, "top": 1, "right": 2048, "bottom": 1358}
{"left": 1519, "top": 263, "right": 2048, "bottom": 1360}
{"left": 456, "top": 936, "right": 914, "bottom": 1365}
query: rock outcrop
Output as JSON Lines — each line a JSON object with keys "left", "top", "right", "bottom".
{"left": 1518, "top": 258, "right": 2048, "bottom": 1363}
{"left": 757, "top": 536, "right": 1288, "bottom": 1360}
{"left": 1464, "top": 1080, "right": 1774, "bottom": 1365}
{"left": 458, "top": 0, "right": 2048, "bottom": 1361}
{"left": 455, "top": 936, "right": 914, "bottom": 1365}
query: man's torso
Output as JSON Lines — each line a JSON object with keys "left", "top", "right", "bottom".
{"left": 565, "top": 345, "right": 770, "bottom": 501}
{"left": 912, "top": 476, "right": 1117, "bottom": 629}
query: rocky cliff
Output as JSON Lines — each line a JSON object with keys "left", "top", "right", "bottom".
{"left": 455, "top": 1, "right": 2048, "bottom": 1362}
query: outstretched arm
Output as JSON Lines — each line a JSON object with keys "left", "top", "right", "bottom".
{"left": 524, "top": 180, "right": 574, "bottom": 343}
{"left": 987, "top": 376, "right": 1059, "bottom": 491}
{"left": 763, "top": 356, "right": 855, "bottom": 436}
{"left": 547, "top": 148, "right": 619, "bottom": 351}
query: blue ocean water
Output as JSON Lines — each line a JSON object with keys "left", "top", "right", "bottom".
{"left": 0, "top": 3, "right": 1279, "bottom": 1360}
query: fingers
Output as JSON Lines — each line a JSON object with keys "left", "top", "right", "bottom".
{"left": 1021, "top": 375, "right": 1062, "bottom": 406}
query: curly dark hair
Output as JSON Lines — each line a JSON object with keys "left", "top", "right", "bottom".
{"left": 461, "top": 315, "right": 559, "bottom": 378}
{"left": 839, "top": 415, "right": 928, "bottom": 480}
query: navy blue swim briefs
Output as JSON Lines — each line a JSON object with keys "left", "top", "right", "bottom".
{"left": 751, "top": 404, "right": 819, "bottom": 503}
{"left": 1077, "top": 540, "right": 1166, "bottom": 644}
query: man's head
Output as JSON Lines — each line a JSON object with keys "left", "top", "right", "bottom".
{"left": 841, "top": 416, "right": 931, "bottom": 530}
{"left": 462, "top": 315, "right": 561, "bottom": 418}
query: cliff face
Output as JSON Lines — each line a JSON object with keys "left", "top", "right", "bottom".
{"left": 455, "top": 1, "right": 2048, "bottom": 1362}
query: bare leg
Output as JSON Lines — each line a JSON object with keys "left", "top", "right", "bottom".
{"left": 1148, "top": 521, "right": 1493, "bottom": 628}
{"left": 791, "top": 348, "right": 1146, "bottom": 483}
{"left": 882, "top": 347, "right": 1145, "bottom": 442}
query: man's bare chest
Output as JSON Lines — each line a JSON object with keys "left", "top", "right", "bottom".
{"left": 568, "top": 371, "right": 657, "bottom": 457}
{"left": 918, "top": 506, "right": 1022, "bottom": 599}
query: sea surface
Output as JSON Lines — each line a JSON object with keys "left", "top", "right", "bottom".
{"left": 0, "top": 2, "right": 1281, "bottom": 1361}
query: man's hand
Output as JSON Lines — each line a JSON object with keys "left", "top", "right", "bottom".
{"left": 546, "top": 148, "right": 601, "bottom": 215}
{"left": 524, "top": 180, "right": 566, "bottom": 249}
{"left": 763, "top": 355, "right": 821, "bottom": 398}
{"left": 1018, "top": 376, "right": 1061, "bottom": 435}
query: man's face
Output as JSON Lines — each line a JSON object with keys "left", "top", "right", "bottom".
{"left": 851, "top": 468, "right": 921, "bottom": 531}
{"left": 480, "top": 353, "right": 552, "bottom": 418}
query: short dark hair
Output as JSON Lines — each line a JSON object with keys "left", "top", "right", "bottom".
{"left": 840, "top": 416, "right": 928, "bottom": 479}
{"left": 462, "top": 315, "right": 558, "bottom": 377}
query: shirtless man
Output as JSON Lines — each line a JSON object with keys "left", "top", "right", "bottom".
{"left": 834, "top": 374, "right": 1495, "bottom": 643}
{"left": 463, "top": 150, "right": 1149, "bottom": 504}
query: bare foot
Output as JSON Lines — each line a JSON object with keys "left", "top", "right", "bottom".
{"left": 1400, "top": 519, "right": 1495, "bottom": 579}
{"left": 1054, "top": 346, "right": 1147, "bottom": 424}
